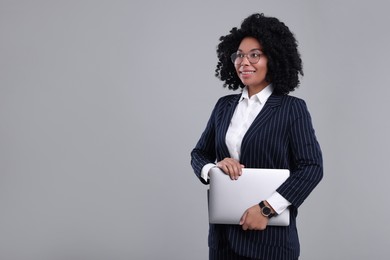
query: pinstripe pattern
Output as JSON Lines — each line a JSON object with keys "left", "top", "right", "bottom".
{"left": 191, "top": 93, "right": 323, "bottom": 260}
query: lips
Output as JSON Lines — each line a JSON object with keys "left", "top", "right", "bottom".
{"left": 240, "top": 70, "right": 256, "bottom": 76}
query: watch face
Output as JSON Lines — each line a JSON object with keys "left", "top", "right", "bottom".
{"left": 262, "top": 207, "right": 271, "bottom": 216}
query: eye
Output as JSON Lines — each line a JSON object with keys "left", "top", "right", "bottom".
{"left": 249, "top": 52, "right": 261, "bottom": 58}
{"left": 237, "top": 53, "right": 245, "bottom": 58}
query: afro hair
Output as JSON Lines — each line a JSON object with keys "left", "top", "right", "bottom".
{"left": 215, "top": 13, "right": 303, "bottom": 95}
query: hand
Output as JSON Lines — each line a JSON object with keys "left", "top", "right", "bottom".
{"left": 216, "top": 158, "right": 245, "bottom": 180}
{"left": 239, "top": 204, "right": 268, "bottom": 231}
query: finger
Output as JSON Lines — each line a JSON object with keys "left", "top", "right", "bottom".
{"left": 231, "top": 167, "right": 239, "bottom": 180}
{"left": 238, "top": 165, "right": 244, "bottom": 177}
{"left": 227, "top": 162, "right": 241, "bottom": 180}
{"left": 225, "top": 164, "right": 238, "bottom": 180}
{"left": 217, "top": 159, "right": 243, "bottom": 180}
{"left": 220, "top": 164, "right": 234, "bottom": 179}
{"left": 217, "top": 163, "right": 230, "bottom": 177}
{"left": 242, "top": 223, "right": 248, "bottom": 231}
{"left": 228, "top": 164, "right": 237, "bottom": 179}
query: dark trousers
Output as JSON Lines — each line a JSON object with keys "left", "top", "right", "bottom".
{"left": 209, "top": 246, "right": 252, "bottom": 260}
{"left": 209, "top": 247, "right": 299, "bottom": 260}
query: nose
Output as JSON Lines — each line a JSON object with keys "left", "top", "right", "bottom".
{"left": 239, "top": 55, "right": 251, "bottom": 66}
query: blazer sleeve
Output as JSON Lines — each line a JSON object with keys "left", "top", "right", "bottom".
{"left": 276, "top": 99, "right": 323, "bottom": 208}
{"left": 190, "top": 101, "right": 219, "bottom": 185}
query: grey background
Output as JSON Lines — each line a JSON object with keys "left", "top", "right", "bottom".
{"left": 1, "top": 0, "right": 389, "bottom": 259}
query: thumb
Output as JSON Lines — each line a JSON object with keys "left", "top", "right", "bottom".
{"left": 240, "top": 211, "right": 248, "bottom": 225}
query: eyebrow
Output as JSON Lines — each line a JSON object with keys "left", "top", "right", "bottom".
{"left": 237, "top": 48, "right": 262, "bottom": 52}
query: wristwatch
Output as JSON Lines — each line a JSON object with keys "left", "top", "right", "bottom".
{"left": 259, "top": 201, "right": 276, "bottom": 219}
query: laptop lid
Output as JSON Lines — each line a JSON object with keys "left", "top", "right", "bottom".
{"left": 208, "top": 168, "right": 290, "bottom": 226}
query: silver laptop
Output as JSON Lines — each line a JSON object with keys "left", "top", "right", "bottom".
{"left": 208, "top": 168, "right": 290, "bottom": 226}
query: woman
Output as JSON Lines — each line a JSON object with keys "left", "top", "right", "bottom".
{"left": 191, "top": 13, "right": 323, "bottom": 260}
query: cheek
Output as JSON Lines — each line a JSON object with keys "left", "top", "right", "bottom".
{"left": 235, "top": 67, "right": 241, "bottom": 76}
{"left": 257, "top": 64, "right": 268, "bottom": 75}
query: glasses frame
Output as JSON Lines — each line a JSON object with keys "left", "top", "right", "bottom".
{"left": 230, "top": 50, "right": 264, "bottom": 65}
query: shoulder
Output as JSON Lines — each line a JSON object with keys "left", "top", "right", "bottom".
{"left": 279, "top": 94, "right": 306, "bottom": 105}
{"left": 269, "top": 94, "right": 311, "bottom": 119}
{"left": 273, "top": 94, "right": 308, "bottom": 111}
{"left": 279, "top": 95, "right": 313, "bottom": 121}
{"left": 217, "top": 93, "right": 241, "bottom": 102}
{"left": 214, "top": 93, "right": 241, "bottom": 107}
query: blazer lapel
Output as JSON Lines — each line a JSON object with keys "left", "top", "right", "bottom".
{"left": 217, "top": 94, "right": 241, "bottom": 158}
{"left": 240, "top": 94, "right": 283, "bottom": 154}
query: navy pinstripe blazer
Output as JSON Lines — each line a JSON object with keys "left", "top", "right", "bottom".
{"left": 191, "top": 93, "right": 323, "bottom": 260}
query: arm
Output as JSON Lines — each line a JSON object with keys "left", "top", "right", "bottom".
{"left": 240, "top": 99, "right": 323, "bottom": 230}
{"left": 191, "top": 96, "right": 244, "bottom": 184}
{"left": 191, "top": 118, "right": 244, "bottom": 184}
{"left": 276, "top": 99, "right": 323, "bottom": 208}
{"left": 190, "top": 103, "right": 218, "bottom": 185}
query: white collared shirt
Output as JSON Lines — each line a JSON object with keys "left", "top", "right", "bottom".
{"left": 225, "top": 85, "right": 273, "bottom": 160}
{"left": 201, "top": 85, "right": 291, "bottom": 214}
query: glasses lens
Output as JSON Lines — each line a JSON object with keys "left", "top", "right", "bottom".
{"left": 231, "top": 52, "right": 262, "bottom": 64}
{"left": 248, "top": 52, "right": 261, "bottom": 63}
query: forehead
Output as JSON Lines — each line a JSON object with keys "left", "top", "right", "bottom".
{"left": 238, "top": 37, "right": 262, "bottom": 51}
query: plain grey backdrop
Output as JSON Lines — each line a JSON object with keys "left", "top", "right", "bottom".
{"left": 1, "top": 0, "right": 390, "bottom": 259}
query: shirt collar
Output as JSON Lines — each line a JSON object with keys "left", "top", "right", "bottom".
{"left": 240, "top": 84, "right": 274, "bottom": 104}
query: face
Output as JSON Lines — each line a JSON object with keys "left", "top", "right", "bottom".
{"left": 233, "top": 37, "right": 269, "bottom": 94}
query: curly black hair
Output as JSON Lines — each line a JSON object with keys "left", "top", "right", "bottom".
{"left": 215, "top": 13, "right": 303, "bottom": 95}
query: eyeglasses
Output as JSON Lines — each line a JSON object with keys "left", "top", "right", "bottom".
{"left": 230, "top": 51, "right": 264, "bottom": 65}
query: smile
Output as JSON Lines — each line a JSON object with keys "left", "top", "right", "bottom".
{"left": 240, "top": 71, "right": 255, "bottom": 75}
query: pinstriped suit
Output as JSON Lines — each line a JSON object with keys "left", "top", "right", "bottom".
{"left": 191, "top": 92, "right": 323, "bottom": 260}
